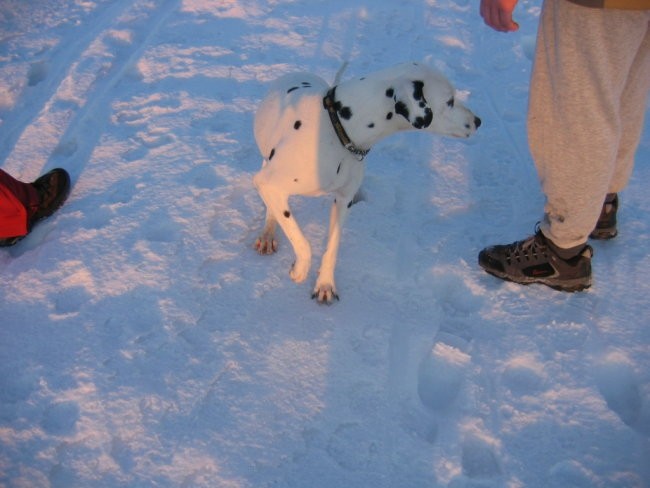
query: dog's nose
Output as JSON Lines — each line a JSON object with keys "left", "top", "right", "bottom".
{"left": 474, "top": 116, "right": 482, "bottom": 129}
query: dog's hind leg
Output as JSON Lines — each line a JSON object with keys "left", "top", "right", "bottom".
{"left": 254, "top": 178, "right": 312, "bottom": 283}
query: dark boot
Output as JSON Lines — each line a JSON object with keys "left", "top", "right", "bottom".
{"left": 590, "top": 193, "right": 618, "bottom": 240}
{"left": 0, "top": 168, "right": 70, "bottom": 247}
{"left": 478, "top": 226, "right": 592, "bottom": 292}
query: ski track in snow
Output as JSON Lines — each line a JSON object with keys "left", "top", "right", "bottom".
{"left": 1, "top": 1, "right": 649, "bottom": 487}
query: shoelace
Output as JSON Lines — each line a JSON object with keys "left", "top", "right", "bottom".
{"left": 505, "top": 234, "right": 548, "bottom": 264}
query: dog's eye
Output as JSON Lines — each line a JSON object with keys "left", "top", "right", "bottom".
{"left": 447, "top": 97, "right": 455, "bottom": 108}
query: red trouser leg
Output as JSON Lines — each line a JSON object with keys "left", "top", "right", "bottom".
{"left": 0, "top": 169, "right": 39, "bottom": 238}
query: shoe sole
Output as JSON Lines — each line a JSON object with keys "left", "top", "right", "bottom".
{"left": 481, "top": 267, "right": 591, "bottom": 292}
{"left": 590, "top": 228, "right": 618, "bottom": 240}
{"left": 0, "top": 236, "right": 24, "bottom": 247}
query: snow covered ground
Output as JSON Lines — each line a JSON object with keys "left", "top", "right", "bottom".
{"left": 1, "top": 1, "right": 649, "bottom": 487}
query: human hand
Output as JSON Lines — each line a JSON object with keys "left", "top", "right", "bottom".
{"left": 480, "top": 0, "right": 520, "bottom": 32}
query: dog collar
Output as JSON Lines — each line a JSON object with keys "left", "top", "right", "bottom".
{"left": 323, "top": 87, "right": 370, "bottom": 161}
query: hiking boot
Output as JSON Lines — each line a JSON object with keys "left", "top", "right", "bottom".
{"left": 0, "top": 236, "right": 22, "bottom": 247}
{"left": 0, "top": 168, "right": 70, "bottom": 247}
{"left": 590, "top": 193, "right": 618, "bottom": 240}
{"left": 478, "top": 228, "right": 592, "bottom": 292}
{"left": 29, "top": 168, "right": 71, "bottom": 225}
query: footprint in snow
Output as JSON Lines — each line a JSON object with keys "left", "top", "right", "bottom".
{"left": 429, "top": 272, "right": 483, "bottom": 317}
{"left": 54, "top": 286, "right": 93, "bottom": 315}
{"left": 326, "top": 422, "right": 377, "bottom": 471}
{"left": 0, "top": 369, "right": 38, "bottom": 404}
{"left": 28, "top": 60, "right": 48, "bottom": 86}
{"left": 186, "top": 163, "right": 220, "bottom": 190}
{"left": 122, "top": 144, "right": 148, "bottom": 162}
{"left": 41, "top": 401, "right": 80, "bottom": 435}
{"left": 461, "top": 436, "right": 501, "bottom": 479}
{"left": 501, "top": 353, "right": 547, "bottom": 395}
{"left": 594, "top": 352, "right": 645, "bottom": 431}
{"left": 110, "top": 436, "right": 136, "bottom": 471}
{"left": 143, "top": 209, "right": 180, "bottom": 243}
{"left": 107, "top": 179, "right": 137, "bottom": 205}
{"left": 417, "top": 340, "right": 471, "bottom": 411}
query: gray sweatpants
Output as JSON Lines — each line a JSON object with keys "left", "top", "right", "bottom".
{"left": 529, "top": 0, "right": 650, "bottom": 249}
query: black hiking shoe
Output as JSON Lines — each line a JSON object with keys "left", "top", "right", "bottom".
{"left": 0, "top": 236, "right": 22, "bottom": 247}
{"left": 590, "top": 193, "right": 618, "bottom": 240}
{"left": 0, "top": 168, "right": 70, "bottom": 247}
{"left": 29, "top": 168, "right": 71, "bottom": 226}
{"left": 478, "top": 228, "right": 592, "bottom": 292}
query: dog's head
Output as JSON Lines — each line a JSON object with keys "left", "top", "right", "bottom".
{"left": 417, "top": 71, "right": 481, "bottom": 138}
{"left": 386, "top": 66, "right": 480, "bottom": 137}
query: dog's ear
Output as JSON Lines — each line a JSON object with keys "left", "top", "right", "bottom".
{"left": 393, "top": 80, "right": 433, "bottom": 129}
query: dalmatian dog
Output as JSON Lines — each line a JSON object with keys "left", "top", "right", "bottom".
{"left": 253, "top": 62, "right": 481, "bottom": 303}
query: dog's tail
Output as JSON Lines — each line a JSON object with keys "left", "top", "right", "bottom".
{"left": 333, "top": 61, "right": 349, "bottom": 86}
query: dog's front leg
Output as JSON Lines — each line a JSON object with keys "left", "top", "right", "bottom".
{"left": 312, "top": 196, "right": 352, "bottom": 303}
{"left": 254, "top": 208, "right": 278, "bottom": 255}
{"left": 254, "top": 181, "right": 311, "bottom": 283}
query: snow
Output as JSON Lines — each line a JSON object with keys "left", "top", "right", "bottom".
{"left": 1, "top": 1, "right": 649, "bottom": 487}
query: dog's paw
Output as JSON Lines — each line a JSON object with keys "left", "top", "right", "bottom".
{"left": 312, "top": 283, "right": 339, "bottom": 304}
{"left": 254, "top": 235, "right": 277, "bottom": 255}
{"left": 290, "top": 259, "right": 310, "bottom": 283}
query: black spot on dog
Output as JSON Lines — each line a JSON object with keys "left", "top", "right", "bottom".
{"left": 294, "top": 120, "right": 302, "bottom": 130}
{"left": 367, "top": 123, "right": 375, "bottom": 128}
{"left": 347, "top": 201, "right": 353, "bottom": 208}
{"left": 419, "top": 102, "right": 426, "bottom": 108}
{"left": 283, "top": 210, "right": 291, "bottom": 218}
{"left": 269, "top": 148, "right": 275, "bottom": 160}
{"left": 413, "top": 112, "right": 432, "bottom": 129}
{"left": 412, "top": 108, "right": 433, "bottom": 129}
{"left": 447, "top": 97, "right": 455, "bottom": 108}
{"left": 386, "top": 88, "right": 394, "bottom": 98}
{"left": 336, "top": 162, "right": 342, "bottom": 174}
{"left": 287, "top": 86, "right": 299, "bottom": 93}
{"left": 413, "top": 81, "right": 425, "bottom": 101}
{"left": 386, "top": 112, "right": 393, "bottom": 120}
{"left": 425, "top": 108, "right": 433, "bottom": 125}
{"left": 339, "top": 107, "right": 352, "bottom": 120}
{"left": 395, "top": 101, "right": 409, "bottom": 120}
{"left": 301, "top": 82, "right": 311, "bottom": 87}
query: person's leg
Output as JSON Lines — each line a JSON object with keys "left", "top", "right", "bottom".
{"left": 478, "top": 4, "right": 649, "bottom": 290}
{"left": 529, "top": 1, "right": 650, "bottom": 249}
{"left": 0, "top": 169, "right": 39, "bottom": 238}
{"left": 0, "top": 168, "right": 71, "bottom": 245}
{"left": 608, "top": 20, "right": 650, "bottom": 194}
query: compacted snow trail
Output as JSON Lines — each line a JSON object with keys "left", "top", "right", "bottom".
{"left": 1, "top": 0, "right": 180, "bottom": 181}
{"left": 1, "top": 1, "right": 648, "bottom": 487}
